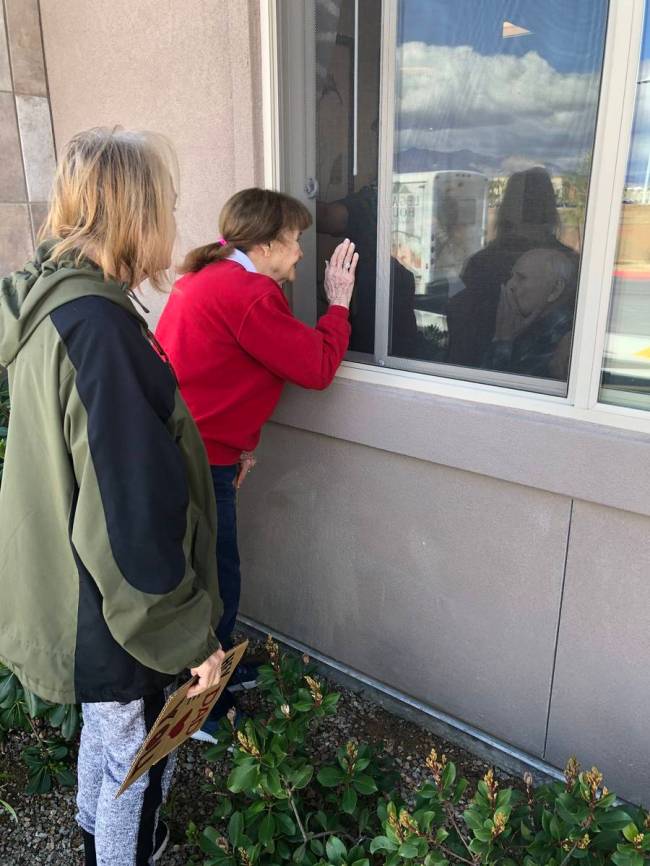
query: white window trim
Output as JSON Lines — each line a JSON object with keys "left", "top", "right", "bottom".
{"left": 260, "top": 0, "right": 650, "bottom": 436}
{"left": 570, "top": 0, "right": 648, "bottom": 413}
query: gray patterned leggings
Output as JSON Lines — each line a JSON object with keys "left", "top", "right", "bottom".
{"left": 76, "top": 689, "right": 177, "bottom": 865}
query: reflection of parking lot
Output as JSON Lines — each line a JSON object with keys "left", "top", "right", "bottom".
{"left": 603, "top": 274, "right": 650, "bottom": 383}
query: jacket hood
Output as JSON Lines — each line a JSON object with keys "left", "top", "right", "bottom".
{"left": 0, "top": 241, "right": 144, "bottom": 367}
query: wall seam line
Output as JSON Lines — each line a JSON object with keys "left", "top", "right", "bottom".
{"left": 35, "top": 0, "right": 57, "bottom": 158}
{"left": 542, "top": 497, "right": 575, "bottom": 759}
{"left": 2, "top": 0, "right": 30, "bottom": 213}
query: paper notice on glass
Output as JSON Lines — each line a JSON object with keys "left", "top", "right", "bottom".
{"left": 116, "top": 640, "right": 249, "bottom": 797}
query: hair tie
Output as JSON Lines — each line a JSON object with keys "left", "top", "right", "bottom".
{"left": 217, "top": 237, "right": 228, "bottom": 247}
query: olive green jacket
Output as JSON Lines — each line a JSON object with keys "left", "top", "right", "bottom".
{"left": 0, "top": 244, "right": 221, "bottom": 704}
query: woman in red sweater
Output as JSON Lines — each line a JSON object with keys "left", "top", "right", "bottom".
{"left": 156, "top": 188, "right": 357, "bottom": 729}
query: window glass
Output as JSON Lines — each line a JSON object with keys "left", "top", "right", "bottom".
{"left": 599, "top": 8, "right": 650, "bottom": 410}
{"left": 315, "top": 0, "right": 382, "bottom": 354}
{"left": 388, "top": 0, "right": 608, "bottom": 391}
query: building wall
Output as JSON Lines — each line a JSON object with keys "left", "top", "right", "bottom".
{"left": 0, "top": 0, "right": 56, "bottom": 273}
{"left": 238, "top": 381, "right": 650, "bottom": 805}
{"left": 38, "top": 0, "right": 264, "bottom": 322}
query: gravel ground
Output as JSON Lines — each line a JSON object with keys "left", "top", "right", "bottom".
{"left": 0, "top": 639, "right": 517, "bottom": 865}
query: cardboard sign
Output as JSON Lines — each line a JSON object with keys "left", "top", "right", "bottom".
{"left": 116, "top": 640, "right": 249, "bottom": 797}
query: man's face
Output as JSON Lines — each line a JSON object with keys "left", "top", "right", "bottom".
{"left": 506, "top": 250, "right": 556, "bottom": 318}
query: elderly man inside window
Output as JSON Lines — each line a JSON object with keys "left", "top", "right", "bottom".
{"left": 483, "top": 248, "right": 579, "bottom": 381}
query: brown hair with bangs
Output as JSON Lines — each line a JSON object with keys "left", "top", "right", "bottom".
{"left": 41, "top": 127, "right": 178, "bottom": 291}
{"left": 180, "top": 187, "right": 312, "bottom": 274}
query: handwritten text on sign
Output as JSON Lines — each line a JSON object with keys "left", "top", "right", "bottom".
{"left": 116, "top": 640, "right": 248, "bottom": 797}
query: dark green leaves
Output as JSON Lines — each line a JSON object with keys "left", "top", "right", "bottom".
{"left": 228, "top": 759, "right": 261, "bottom": 794}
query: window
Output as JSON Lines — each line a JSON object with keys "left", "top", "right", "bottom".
{"left": 315, "top": 0, "right": 381, "bottom": 355}
{"left": 314, "top": 0, "right": 608, "bottom": 395}
{"left": 271, "top": 1, "right": 650, "bottom": 429}
{"left": 599, "top": 10, "right": 650, "bottom": 411}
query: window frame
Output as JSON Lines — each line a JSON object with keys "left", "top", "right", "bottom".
{"left": 260, "top": 0, "right": 650, "bottom": 435}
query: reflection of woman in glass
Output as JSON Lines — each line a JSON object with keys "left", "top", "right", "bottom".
{"left": 447, "top": 167, "right": 577, "bottom": 368}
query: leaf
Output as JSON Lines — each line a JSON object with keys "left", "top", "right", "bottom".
{"left": 228, "top": 762, "right": 260, "bottom": 793}
{"left": 314, "top": 810, "right": 329, "bottom": 831}
{"left": 370, "top": 836, "right": 398, "bottom": 854}
{"left": 342, "top": 785, "right": 358, "bottom": 814}
{"left": 0, "top": 673, "right": 17, "bottom": 709}
{"left": 549, "top": 814, "right": 562, "bottom": 840}
{"left": 317, "top": 765, "right": 345, "bottom": 787}
{"left": 263, "top": 768, "right": 285, "bottom": 798}
{"left": 468, "top": 837, "right": 488, "bottom": 855}
{"left": 292, "top": 843, "right": 306, "bottom": 864}
{"left": 310, "top": 839, "right": 324, "bottom": 856}
{"left": 228, "top": 811, "right": 244, "bottom": 846}
{"left": 276, "top": 840, "right": 291, "bottom": 860}
{"left": 49, "top": 743, "right": 68, "bottom": 761}
{"left": 449, "top": 777, "right": 467, "bottom": 805}
{"left": 413, "top": 810, "right": 435, "bottom": 833}
{"left": 55, "top": 767, "right": 75, "bottom": 787}
{"left": 60, "top": 705, "right": 80, "bottom": 740}
{"left": 259, "top": 813, "right": 276, "bottom": 847}
{"left": 463, "top": 809, "right": 484, "bottom": 831}
{"left": 357, "top": 807, "right": 370, "bottom": 833}
{"left": 623, "top": 823, "right": 641, "bottom": 842}
{"left": 26, "top": 767, "right": 51, "bottom": 795}
{"left": 352, "top": 774, "right": 378, "bottom": 795}
{"left": 200, "top": 826, "right": 229, "bottom": 857}
{"left": 321, "top": 693, "right": 340, "bottom": 711}
{"left": 23, "top": 689, "right": 42, "bottom": 719}
{"left": 397, "top": 840, "right": 420, "bottom": 859}
{"left": 496, "top": 788, "right": 512, "bottom": 809}
{"left": 598, "top": 810, "right": 634, "bottom": 830}
{"left": 47, "top": 703, "right": 67, "bottom": 727}
{"left": 0, "top": 798, "right": 17, "bottom": 824}
{"left": 292, "top": 764, "right": 313, "bottom": 789}
{"left": 243, "top": 800, "right": 268, "bottom": 823}
{"left": 275, "top": 812, "right": 296, "bottom": 836}
{"left": 424, "top": 853, "right": 448, "bottom": 866}
{"left": 441, "top": 762, "right": 456, "bottom": 789}
{"left": 325, "top": 835, "right": 347, "bottom": 864}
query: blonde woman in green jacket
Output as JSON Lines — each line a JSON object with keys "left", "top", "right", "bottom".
{"left": 0, "top": 128, "right": 225, "bottom": 865}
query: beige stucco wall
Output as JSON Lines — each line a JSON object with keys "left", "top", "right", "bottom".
{"left": 39, "top": 0, "right": 264, "bottom": 322}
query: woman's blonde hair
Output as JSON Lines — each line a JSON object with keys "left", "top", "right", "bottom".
{"left": 180, "top": 187, "right": 312, "bottom": 274}
{"left": 41, "top": 127, "right": 178, "bottom": 290}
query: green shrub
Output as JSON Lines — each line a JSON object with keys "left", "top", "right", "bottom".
{"left": 0, "top": 664, "right": 78, "bottom": 794}
{"left": 191, "top": 637, "right": 649, "bottom": 866}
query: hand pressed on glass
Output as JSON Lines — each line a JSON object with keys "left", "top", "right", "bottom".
{"left": 324, "top": 238, "right": 359, "bottom": 309}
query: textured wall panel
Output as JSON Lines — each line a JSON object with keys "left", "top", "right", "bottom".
{"left": 239, "top": 424, "right": 571, "bottom": 756}
{"left": 545, "top": 500, "right": 650, "bottom": 805}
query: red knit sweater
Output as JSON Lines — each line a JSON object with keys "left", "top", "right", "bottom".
{"left": 155, "top": 259, "right": 351, "bottom": 465}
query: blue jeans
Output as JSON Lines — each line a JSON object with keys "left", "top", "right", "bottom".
{"left": 211, "top": 464, "right": 240, "bottom": 651}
